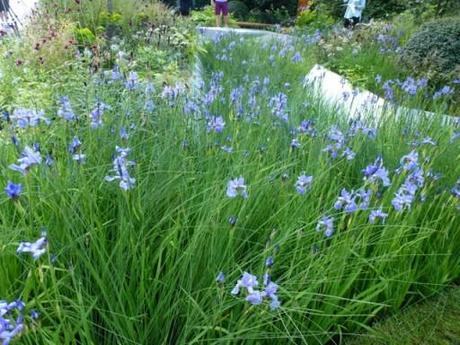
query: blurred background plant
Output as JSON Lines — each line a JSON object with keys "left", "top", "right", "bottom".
{"left": 190, "top": 5, "right": 238, "bottom": 26}
{"left": 399, "top": 16, "right": 460, "bottom": 85}
{"left": 295, "top": 0, "right": 335, "bottom": 31}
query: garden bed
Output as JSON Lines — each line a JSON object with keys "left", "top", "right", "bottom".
{"left": 0, "top": 2, "right": 459, "bottom": 344}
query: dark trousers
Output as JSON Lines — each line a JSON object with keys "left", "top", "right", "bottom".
{"left": 179, "top": 0, "right": 192, "bottom": 15}
{"left": 344, "top": 16, "right": 360, "bottom": 29}
{"left": 0, "top": 0, "right": 10, "bottom": 12}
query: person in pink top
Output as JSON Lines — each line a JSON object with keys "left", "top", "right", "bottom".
{"left": 211, "top": 0, "right": 228, "bottom": 27}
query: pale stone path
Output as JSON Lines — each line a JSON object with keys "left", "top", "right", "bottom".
{"left": 11, "top": 0, "right": 36, "bottom": 24}
{"left": 2, "top": 0, "right": 36, "bottom": 30}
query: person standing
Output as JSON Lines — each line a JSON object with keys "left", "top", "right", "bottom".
{"left": 343, "top": 0, "right": 366, "bottom": 29}
{"left": 0, "top": 0, "right": 10, "bottom": 22}
{"left": 179, "top": 0, "right": 192, "bottom": 16}
{"left": 211, "top": 0, "right": 228, "bottom": 27}
{"left": 298, "top": 0, "right": 311, "bottom": 14}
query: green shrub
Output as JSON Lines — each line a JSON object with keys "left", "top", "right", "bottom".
{"left": 191, "top": 5, "right": 216, "bottom": 24}
{"left": 99, "top": 11, "right": 123, "bottom": 27}
{"left": 73, "top": 27, "right": 97, "bottom": 46}
{"left": 191, "top": 6, "right": 238, "bottom": 26}
{"left": 399, "top": 17, "right": 460, "bottom": 82}
{"left": 228, "top": 0, "right": 250, "bottom": 20}
{"left": 295, "top": 8, "right": 335, "bottom": 29}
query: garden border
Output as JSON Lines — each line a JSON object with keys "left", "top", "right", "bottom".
{"left": 196, "top": 27, "right": 455, "bottom": 126}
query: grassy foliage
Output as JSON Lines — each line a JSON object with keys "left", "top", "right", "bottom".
{"left": 0, "top": 26, "right": 460, "bottom": 344}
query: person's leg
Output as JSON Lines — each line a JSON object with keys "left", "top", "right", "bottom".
{"left": 222, "top": 2, "right": 229, "bottom": 27}
{"left": 351, "top": 16, "right": 359, "bottom": 28}
{"left": 215, "top": 2, "right": 222, "bottom": 27}
{"left": 0, "top": 0, "right": 9, "bottom": 21}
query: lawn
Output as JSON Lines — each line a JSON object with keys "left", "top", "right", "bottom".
{"left": 347, "top": 287, "right": 460, "bottom": 345}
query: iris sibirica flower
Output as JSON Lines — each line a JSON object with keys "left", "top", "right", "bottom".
{"left": 400, "top": 77, "right": 427, "bottom": 96}
{"left": 342, "top": 147, "right": 356, "bottom": 161}
{"left": 369, "top": 208, "right": 389, "bottom": 224}
{"left": 226, "top": 177, "right": 248, "bottom": 199}
{"left": 111, "top": 65, "right": 122, "bottom": 81}
{"left": 9, "top": 146, "right": 42, "bottom": 175}
{"left": 414, "top": 136, "right": 437, "bottom": 146}
{"left": 295, "top": 174, "right": 313, "bottom": 195}
{"left": 292, "top": 52, "right": 302, "bottom": 63}
{"left": 144, "top": 99, "right": 155, "bottom": 113}
{"left": 433, "top": 86, "right": 453, "bottom": 99}
{"left": 183, "top": 99, "right": 199, "bottom": 116}
{"left": 68, "top": 137, "right": 81, "bottom": 154}
{"left": 265, "top": 256, "right": 274, "bottom": 267}
{"left": 246, "top": 291, "right": 264, "bottom": 305}
{"left": 382, "top": 80, "right": 394, "bottom": 100}
{"left": 221, "top": 145, "right": 233, "bottom": 153}
{"left": 363, "top": 157, "right": 391, "bottom": 187}
{"left": 231, "top": 272, "right": 258, "bottom": 295}
{"left": 120, "top": 127, "right": 129, "bottom": 140}
{"left": 105, "top": 147, "right": 136, "bottom": 191}
{"left": 228, "top": 215, "right": 237, "bottom": 226}
{"left": 290, "top": 138, "right": 301, "bottom": 149}
{"left": 392, "top": 151, "right": 426, "bottom": 211}
{"left": 398, "top": 150, "right": 419, "bottom": 172}
{"left": 392, "top": 180, "right": 418, "bottom": 212}
{"left": 90, "top": 101, "right": 110, "bottom": 129}
{"left": 45, "top": 154, "right": 54, "bottom": 167}
{"left": 231, "top": 272, "right": 281, "bottom": 310}
{"left": 57, "top": 96, "right": 77, "bottom": 121}
{"left": 17, "top": 234, "right": 48, "bottom": 260}
{"left": 4, "top": 182, "right": 22, "bottom": 199}
{"left": 268, "top": 93, "right": 288, "bottom": 122}
{"left": 451, "top": 179, "right": 460, "bottom": 199}
{"left": 68, "top": 137, "right": 86, "bottom": 164}
{"left": 161, "top": 84, "right": 185, "bottom": 106}
{"left": 298, "top": 119, "right": 316, "bottom": 137}
{"left": 207, "top": 116, "right": 225, "bottom": 133}
{"left": 334, "top": 189, "right": 355, "bottom": 213}
{"left": 216, "top": 272, "right": 225, "bottom": 284}
{"left": 335, "top": 188, "right": 372, "bottom": 214}
{"left": 230, "top": 86, "right": 244, "bottom": 105}
{"left": 348, "top": 120, "right": 377, "bottom": 139}
{"left": 323, "top": 126, "right": 358, "bottom": 160}
{"left": 316, "top": 216, "right": 334, "bottom": 237}
{"left": 10, "top": 108, "right": 50, "bottom": 128}
{"left": 72, "top": 154, "right": 86, "bottom": 164}
{"left": 0, "top": 299, "right": 27, "bottom": 345}
{"left": 125, "top": 71, "right": 138, "bottom": 90}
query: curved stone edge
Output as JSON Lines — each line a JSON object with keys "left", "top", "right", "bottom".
{"left": 197, "top": 26, "right": 292, "bottom": 42}
{"left": 303, "top": 64, "right": 456, "bottom": 126}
